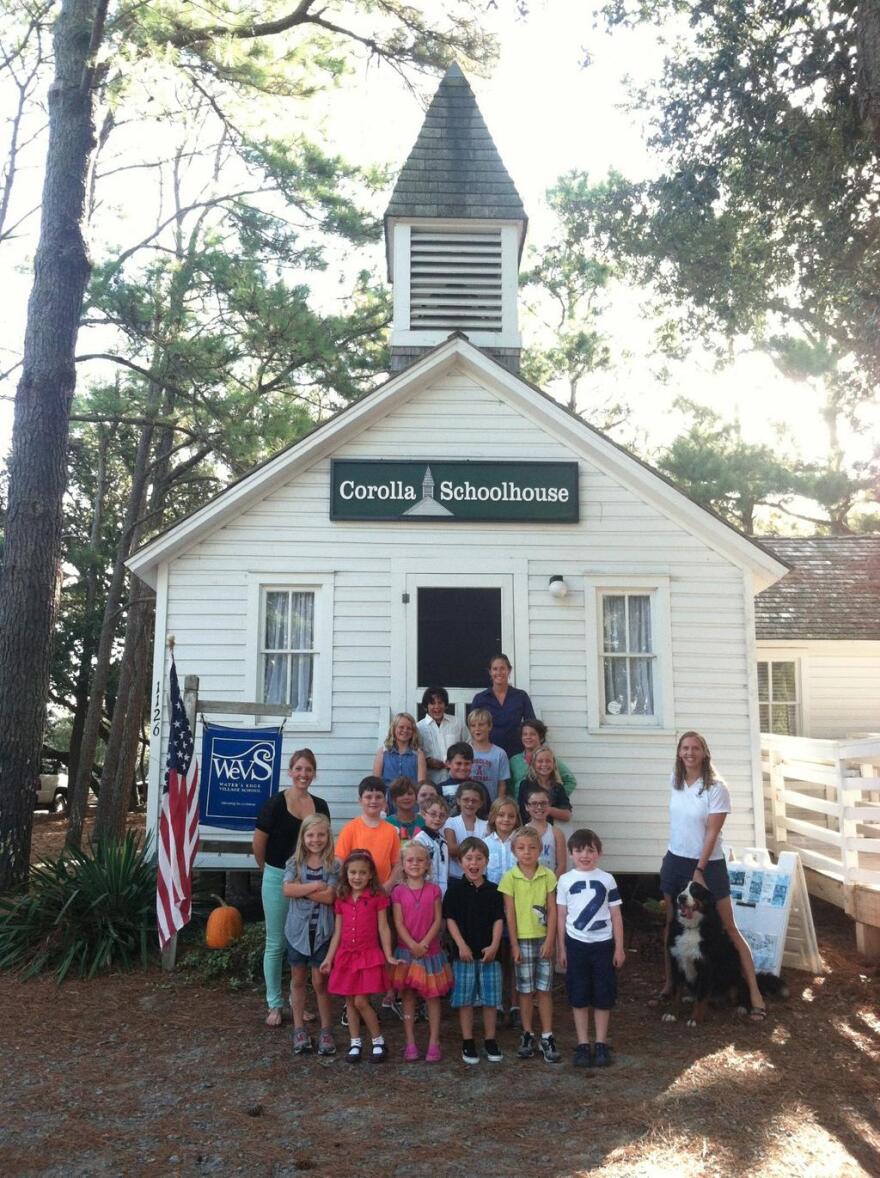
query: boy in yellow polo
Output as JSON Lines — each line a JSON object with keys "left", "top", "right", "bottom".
{"left": 498, "top": 825, "right": 560, "bottom": 1062}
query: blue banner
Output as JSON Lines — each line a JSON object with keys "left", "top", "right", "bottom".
{"left": 199, "top": 724, "right": 284, "bottom": 831}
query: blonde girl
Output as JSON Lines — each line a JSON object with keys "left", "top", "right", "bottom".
{"left": 321, "top": 851, "right": 399, "bottom": 1062}
{"left": 389, "top": 842, "right": 453, "bottom": 1062}
{"left": 522, "top": 785, "right": 568, "bottom": 874}
{"left": 373, "top": 712, "right": 427, "bottom": 805}
{"left": 485, "top": 797, "right": 521, "bottom": 1025}
{"left": 282, "top": 814, "right": 338, "bottom": 1056}
{"left": 519, "top": 745, "right": 573, "bottom": 825}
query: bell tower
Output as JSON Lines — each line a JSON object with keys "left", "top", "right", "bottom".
{"left": 384, "top": 63, "right": 528, "bottom": 374}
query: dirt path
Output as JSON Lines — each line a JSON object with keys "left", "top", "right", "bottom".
{"left": 1, "top": 854, "right": 877, "bottom": 1178}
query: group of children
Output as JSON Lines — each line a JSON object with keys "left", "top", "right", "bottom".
{"left": 282, "top": 771, "right": 625, "bottom": 1068}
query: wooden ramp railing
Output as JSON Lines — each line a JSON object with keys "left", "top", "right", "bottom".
{"left": 762, "top": 734, "right": 880, "bottom": 961}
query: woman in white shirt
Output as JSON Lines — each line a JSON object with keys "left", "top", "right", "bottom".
{"left": 656, "top": 731, "right": 767, "bottom": 1020}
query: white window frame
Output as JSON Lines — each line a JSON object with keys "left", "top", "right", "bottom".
{"left": 584, "top": 576, "right": 674, "bottom": 733}
{"left": 245, "top": 573, "right": 334, "bottom": 732}
{"left": 757, "top": 657, "right": 801, "bottom": 736}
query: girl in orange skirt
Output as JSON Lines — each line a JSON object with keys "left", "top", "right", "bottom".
{"left": 390, "top": 841, "right": 453, "bottom": 1063}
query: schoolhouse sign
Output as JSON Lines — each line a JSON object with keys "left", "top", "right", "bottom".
{"left": 330, "top": 460, "right": 579, "bottom": 523}
{"left": 199, "top": 724, "right": 283, "bottom": 831}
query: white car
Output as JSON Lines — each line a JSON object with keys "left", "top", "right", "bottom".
{"left": 35, "top": 760, "right": 69, "bottom": 813}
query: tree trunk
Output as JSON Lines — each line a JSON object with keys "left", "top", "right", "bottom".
{"left": 0, "top": 0, "right": 102, "bottom": 891}
{"left": 94, "top": 587, "right": 154, "bottom": 841}
{"left": 67, "top": 428, "right": 109, "bottom": 789}
{"left": 858, "top": 0, "right": 880, "bottom": 144}
{"left": 67, "top": 421, "right": 153, "bottom": 848}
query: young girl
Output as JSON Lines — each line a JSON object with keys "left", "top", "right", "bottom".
{"left": 373, "top": 713, "right": 427, "bottom": 810}
{"left": 321, "top": 850, "right": 399, "bottom": 1062}
{"left": 443, "top": 781, "right": 489, "bottom": 879}
{"left": 414, "top": 795, "right": 450, "bottom": 895}
{"left": 389, "top": 842, "right": 453, "bottom": 1062}
{"left": 519, "top": 745, "right": 574, "bottom": 825}
{"left": 509, "top": 720, "right": 577, "bottom": 806}
{"left": 282, "top": 814, "right": 339, "bottom": 1056}
{"left": 417, "top": 780, "right": 441, "bottom": 817}
{"left": 485, "top": 797, "right": 521, "bottom": 1026}
{"left": 523, "top": 785, "right": 568, "bottom": 873}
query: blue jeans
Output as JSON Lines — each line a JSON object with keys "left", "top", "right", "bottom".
{"left": 261, "top": 864, "right": 288, "bottom": 1010}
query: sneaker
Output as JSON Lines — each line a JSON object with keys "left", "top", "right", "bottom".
{"left": 573, "top": 1043, "right": 593, "bottom": 1068}
{"left": 425, "top": 1044, "right": 442, "bottom": 1063}
{"left": 381, "top": 999, "right": 403, "bottom": 1022}
{"left": 517, "top": 1031, "right": 536, "bottom": 1059}
{"left": 340, "top": 1007, "right": 349, "bottom": 1028}
{"left": 416, "top": 1001, "right": 428, "bottom": 1023}
{"left": 484, "top": 1038, "right": 503, "bottom": 1063}
{"left": 540, "top": 1034, "right": 561, "bottom": 1063}
{"left": 317, "top": 1028, "right": 336, "bottom": 1056}
{"left": 593, "top": 1042, "right": 611, "bottom": 1067}
{"left": 508, "top": 1006, "right": 522, "bottom": 1030}
{"left": 461, "top": 1039, "right": 480, "bottom": 1065}
{"left": 403, "top": 1042, "right": 420, "bottom": 1062}
{"left": 292, "top": 1027, "right": 312, "bottom": 1055}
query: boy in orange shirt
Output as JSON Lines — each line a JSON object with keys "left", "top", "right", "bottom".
{"left": 335, "top": 775, "right": 401, "bottom": 893}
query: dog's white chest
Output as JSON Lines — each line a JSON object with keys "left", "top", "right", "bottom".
{"left": 670, "top": 927, "right": 702, "bottom": 984}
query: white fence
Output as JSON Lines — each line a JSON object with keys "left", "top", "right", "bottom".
{"left": 762, "top": 735, "right": 880, "bottom": 954}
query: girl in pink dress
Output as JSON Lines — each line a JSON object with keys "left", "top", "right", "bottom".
{"left": 389, "top": 841, "right": 453, "bottom": 1062}
{"left": 321, "top": 850, "right": 399, "bottom": 1062}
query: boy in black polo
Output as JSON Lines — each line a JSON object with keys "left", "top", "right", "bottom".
{"left": 442, "top": 836, "right": 505, "bottom": 1064}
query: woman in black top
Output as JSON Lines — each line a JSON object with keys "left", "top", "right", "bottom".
{"left": 253, "top": 748, "right": 330, "bottom": 1026}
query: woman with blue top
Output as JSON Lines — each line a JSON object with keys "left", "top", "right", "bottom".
{"left": 469, "top": 653, "right": 535, "bottom": 759}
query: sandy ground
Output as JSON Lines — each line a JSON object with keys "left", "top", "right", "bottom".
{"left": 1, "top": 812, "right": 877, "bottom": 1177}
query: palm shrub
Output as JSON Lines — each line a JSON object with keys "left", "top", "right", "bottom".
{"left": 0, "top": 832, "right": 157, "bottom": 981}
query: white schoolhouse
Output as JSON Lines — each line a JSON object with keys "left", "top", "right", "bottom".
{"left": 129, "top": 65, "right": 787, "bottom": 872}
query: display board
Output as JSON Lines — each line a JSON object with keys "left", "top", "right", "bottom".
{"left": 727, "top": 847, "right": 821, "bottom": 975}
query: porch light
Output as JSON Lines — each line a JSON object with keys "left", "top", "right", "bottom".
{"left": 548, "top": 575, "right": 568, "bottom": 599}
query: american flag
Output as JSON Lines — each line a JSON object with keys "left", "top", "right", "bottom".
{"left": 156, "top": 658, "right": 200, "bottom": 950}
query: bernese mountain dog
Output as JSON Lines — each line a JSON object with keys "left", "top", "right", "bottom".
{"left": 662, "top": 880, "right": 787, "bottom": 1026}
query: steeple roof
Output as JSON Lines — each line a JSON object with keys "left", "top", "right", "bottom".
{"left": 384, "top": 63, "right": 527, "bottom": 225}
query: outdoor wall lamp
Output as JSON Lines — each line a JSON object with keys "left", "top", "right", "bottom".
{"left": 548, "top": 575, "right": 569, "bottom": 599}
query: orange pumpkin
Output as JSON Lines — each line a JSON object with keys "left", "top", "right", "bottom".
{"left": 205, "top": 896, "right": 243, "bottom": 949}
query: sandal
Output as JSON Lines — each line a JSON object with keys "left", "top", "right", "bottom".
{"left": 371, "top": 1042, "right": 388, "bottom": 1061}
{"left": 749, "top": 1006, "right": 767, "bottom": 1022}
{"left": 265, "top": 1008, "right": 283, "bottom": 1028}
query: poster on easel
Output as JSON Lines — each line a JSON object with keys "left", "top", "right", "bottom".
{"left": 727, "top": 847, "right": 821, "bottom": 975}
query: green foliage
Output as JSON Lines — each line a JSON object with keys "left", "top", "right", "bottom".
{"left": 180, "top": 920, "right": 266, "bottom": 991}
{"left": 0, "top": 833, "right": 157, "bottom": 982}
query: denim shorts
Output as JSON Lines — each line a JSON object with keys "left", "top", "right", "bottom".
{"left": 660, "top": 851, "right": 731, "bottom": 901}
{"left": 286, "top": 938, "right": 329, "bottom": 969}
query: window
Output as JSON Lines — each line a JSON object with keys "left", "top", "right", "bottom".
{"left": 246, "top": 574, "right": 333, "bottom": 730}
{"left": 585, "top": 577, "right": 673, "bottom": 732}
{"left": 601, "top": 593, "right": 655, "bottom": 718}
{"left": 757, "top": 660, "right": 799, "bottom": 735}
{"left": 262, "top": 590, "right": 316, "bottom": 712}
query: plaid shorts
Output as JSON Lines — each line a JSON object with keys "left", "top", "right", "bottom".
{"left": 514, "top": 937, "right": 554, "bottom": 994}
{"left": 450, "top": 959, "right": 502, "bottom": 1009}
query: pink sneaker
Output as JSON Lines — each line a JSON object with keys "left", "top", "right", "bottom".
{"left": 403, "top": 1043, "right": 420, "bottom": 1062}
{"left": 425, "top": 1044, "right": 442, "bottom": 1063}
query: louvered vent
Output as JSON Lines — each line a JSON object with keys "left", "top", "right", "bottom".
{"left": 409, "top": 229, "right": 502, "bottom": 332}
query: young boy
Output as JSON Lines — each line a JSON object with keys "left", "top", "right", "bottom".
{"left": 466, "top": 708, "right": 510, "bottom": 806}
{"left": 498, "top": 825, "right": 560, "bottom": 1062}
{"left": 442, "top": 836, "right": 505, "bottom": 1065}
{"left": 437, "top": 741, "right": 475, "bottom": 808}
{"left": 335, "top": 775, "right": 401, "bottom": 893}
{"left": 386, "top": 776, "right": 425, "bottom": 840}
{"left": 556, "top": 828, "right": 624, "bottom": 1068}
{"left": 417, "top": 687, "right": 466, "bottom": 784}
{"left": 414, "top": 795, "right": 450, "bottom": 895}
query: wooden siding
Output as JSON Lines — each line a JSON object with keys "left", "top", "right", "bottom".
{"left": 158, "top": 370, "right": 760, "bottom": 872}
{"left": 757, "top": 640, "right": 880, "bottom": 740}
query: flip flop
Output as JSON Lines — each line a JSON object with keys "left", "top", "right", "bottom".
{"left": 749, "top": 1006, "right": 767, "bottom": 1022}
{"left": 265, "top": 1008, "right": 283, "bottom": 1028}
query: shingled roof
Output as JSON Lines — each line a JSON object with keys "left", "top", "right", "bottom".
{"left": 755, "top": 536, "right": 880, "bottom": 641}
{"left": 384, "top": 63, "right": 527, "bottom": 225}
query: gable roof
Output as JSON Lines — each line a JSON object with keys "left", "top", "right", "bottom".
{"left": 383, "top": 63, "right": 527, "bottom": 226}
{"left": 127, "top": 334, "right": 787, "bottom": 592}
{"left": 755, "top": 536, "right": 880, "bottom": 641}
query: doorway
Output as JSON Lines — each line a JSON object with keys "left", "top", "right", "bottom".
{"left": 406, "top": 573, "right": 514, "bottom": 719}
